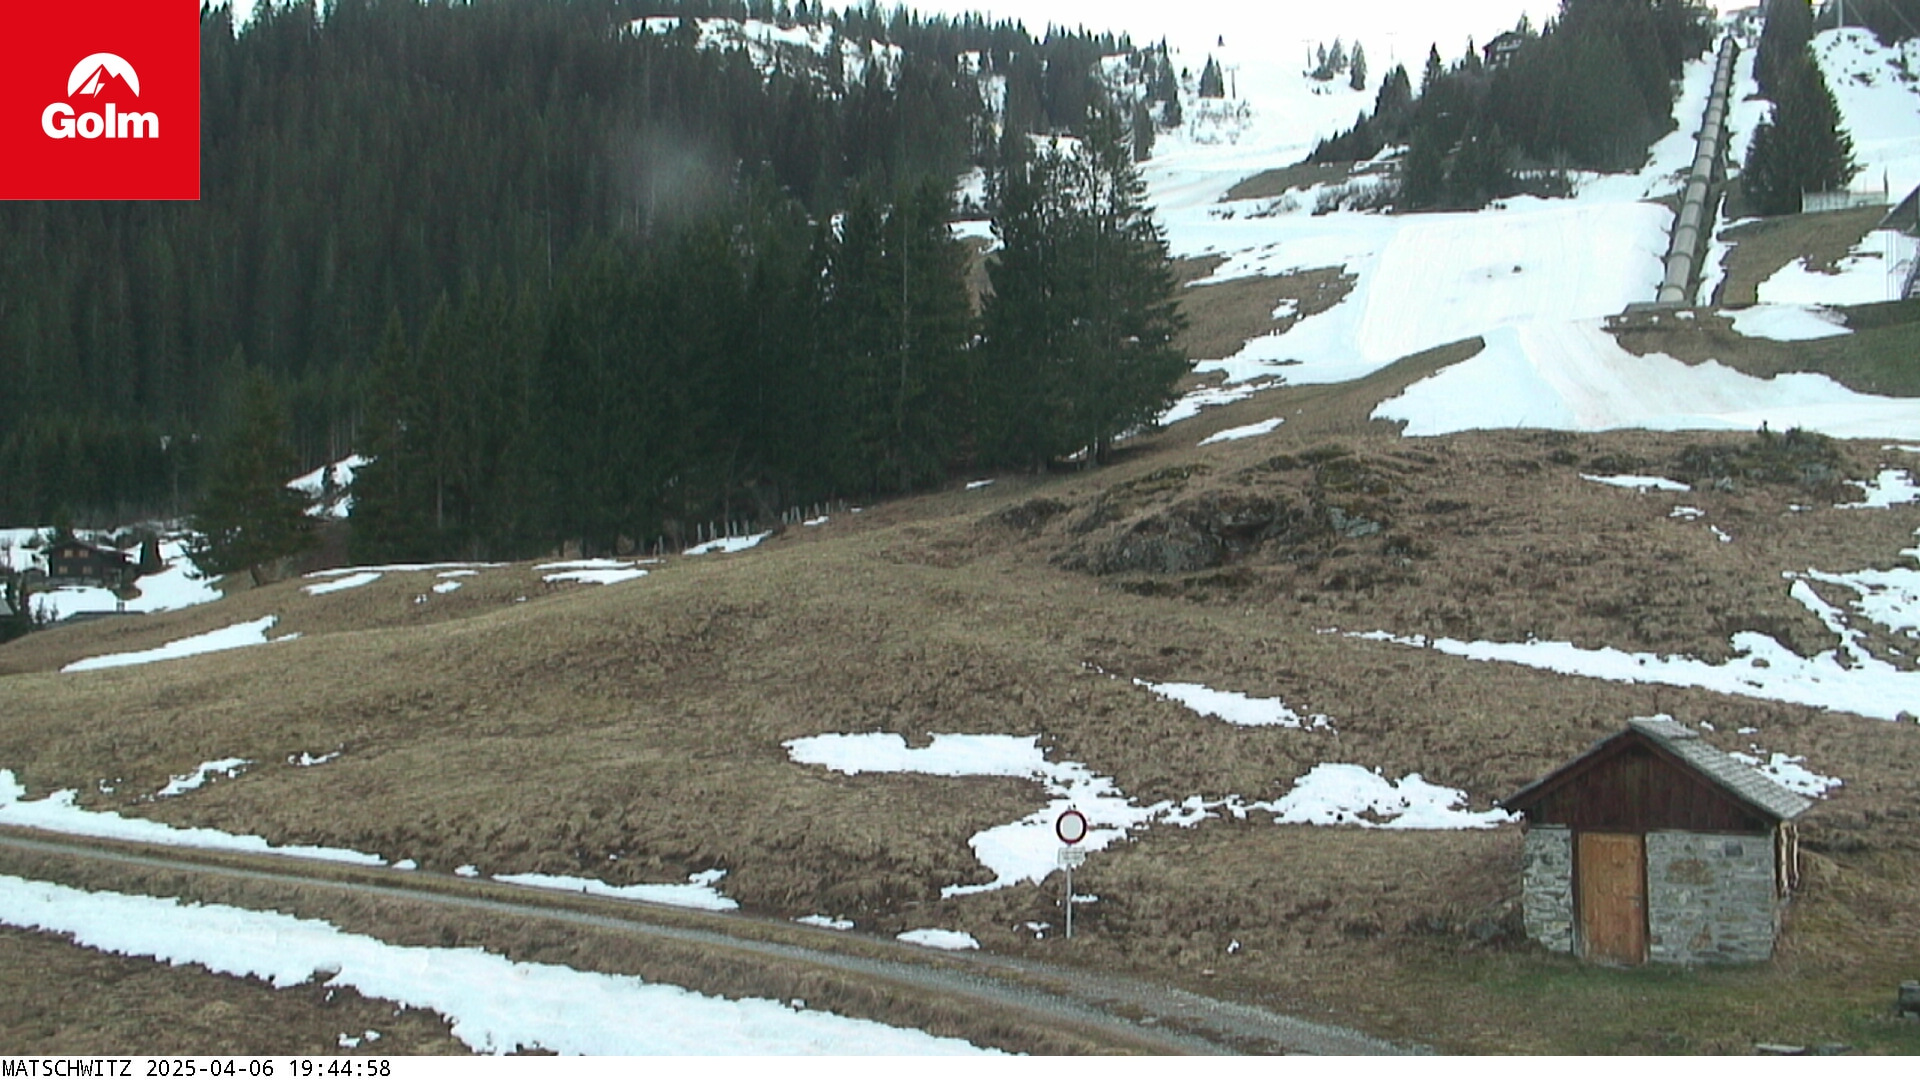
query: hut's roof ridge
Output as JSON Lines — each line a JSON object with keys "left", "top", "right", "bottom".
{"left": 1503, "top": 716, "right": 1812, "bottom": 823}
{"left": 1626, "top": 717, "right": 1812, "bottom": 822}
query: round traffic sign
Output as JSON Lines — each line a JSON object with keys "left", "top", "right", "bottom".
{"left": 1055, "top": 808, "right": 1089, "bottom": 845}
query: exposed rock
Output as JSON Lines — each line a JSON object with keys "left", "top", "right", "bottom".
{"left": 1057, "top": 492, "right": 1313, "bottom": 575}
{"left": 982, "top": 497, "right": 1069, "bottom": 533}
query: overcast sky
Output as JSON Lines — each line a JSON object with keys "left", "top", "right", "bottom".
{"left": 213, "top": 1, "right": 1745, "bottom": 69}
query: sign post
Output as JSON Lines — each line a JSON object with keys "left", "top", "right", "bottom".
{"left": 1055, "top": 809, "right": 1088, "bottom": 939}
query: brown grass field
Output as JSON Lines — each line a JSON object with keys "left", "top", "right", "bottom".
{"left": 4, "top": 269, "right": 1920, "bottom": 1054}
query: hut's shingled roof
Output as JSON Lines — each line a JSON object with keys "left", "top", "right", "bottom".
{"left": 1625, "top": 717, "right": 1812, "bottom": 822}
{"left": 1503, "top": 717, "right": 1813, "bottom": 823}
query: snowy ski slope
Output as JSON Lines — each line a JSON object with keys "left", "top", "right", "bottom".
{"left": 1140, "top": 23, "right": 1920, "bottom": 441}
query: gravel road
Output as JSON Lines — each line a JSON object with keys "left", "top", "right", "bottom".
{"left": 0, "top": 827, "right": 1420, "bottom": 1056}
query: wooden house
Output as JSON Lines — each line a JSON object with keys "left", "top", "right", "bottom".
{"left": 1502, "top": 717, "right": 1811, "bottom": 965}
{"left": 1481, "top": 31, "right": 1526, "bottom": 70}
{"left": 46, "top": 538, "right": 134, "bottom": 588}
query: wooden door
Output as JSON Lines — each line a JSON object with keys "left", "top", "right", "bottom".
{"left": 1578, "top": 832, "right": 1646, "bottom": 964}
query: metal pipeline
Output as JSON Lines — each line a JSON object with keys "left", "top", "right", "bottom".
{"left": 1656, "top": 35, "right": 1740, "bottom": 306}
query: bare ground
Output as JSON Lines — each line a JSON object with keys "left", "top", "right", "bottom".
{"left": 1709, "top": 206, "right": 1886, "bottom": 307}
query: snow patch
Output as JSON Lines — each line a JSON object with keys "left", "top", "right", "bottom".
{"left": 1198, "top": 417, "right": 1283, "bottom": 446}
{"left": 0, "top": 769, "right": 384, "bottom": 866}
{"left": 795, "top": 915, "right": 854, "bottom": 931}
{"left": 538, "top": 559, "right": 652, "bottom": 585}
{"left": 287, "top": 455, "right": 367, "bottom": 521}
{"left": 1724, "top": 305, "right": 1851, "bottom": 342}
{"left": 1727, "top": 750, "right": 1842, "bottom": 799}
{"left": 492, "top": 870, "right": 737, "bottom": 912}
{"left": 1158, "top": 379, "right": 1278, "bottom": 426}
{"left": 1134, "top": 679, "right": 1332, "bottom": 729}
{"left": 1582, "top": 474, "right": 1690, "bottom": 492}
{"left": 154, "top": 758, "right": 250, "bottom": 799}
{"left": 684, "top": 533, "right": 770, "bottom": 556}
{"left": 1346, "top": 550, "right": 1920, "bottom": 722}
{"left": 1264, "top": 764, "right": 1515, "bottom": 830}
{"left": 305, "top": 571, "right": 381, "bottom": 595}
{"left": 897, "top": 929, "right": 979, "bottom": 951}
{"left": 1758, "top": 251, "right": 1894, "bottom": 307}
{"left": 1374, "top": 318, "right": 1920, "bottom": 441}
{"left": 785, "top": 730, "right": 1509, "bottom": 898}
{"left": 1840, "top": 469, "right": 1920, "bottom": 509}
{"left": 0, "top": 875, "right": 992, "bottom": 1055}
{"left": 63, "top": 616, "right": 289, "bottom": 672}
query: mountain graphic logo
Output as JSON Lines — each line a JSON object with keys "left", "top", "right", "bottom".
{"left": 43, "top": 53, "right": 158, "bottom": 141}
{"left": 67, "top": 53, "right": 141, "bottom": 97}
{"left": 6, "top": 1, "right": 200, "bottom": 199}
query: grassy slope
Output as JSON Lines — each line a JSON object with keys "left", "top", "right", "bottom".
{"left": 5, "top": 385, "right": 1920, "bottom": 1051}
{"left": 6, "top": 205, "right": 1920, "bottom": 1053}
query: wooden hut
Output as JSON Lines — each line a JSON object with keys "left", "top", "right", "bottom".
{"left": 1502, "top": 717, "right": 1811, "bottom": 966}
{"left": 45, "top": 538, "right": 133, "bottom": 588}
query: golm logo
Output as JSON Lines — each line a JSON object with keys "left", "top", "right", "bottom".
{"left": 42, "top": 53, "right": 159, "bottom": 140}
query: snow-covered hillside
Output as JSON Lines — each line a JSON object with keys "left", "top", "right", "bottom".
{"left": 1132, "top": 20, "right": 1920, "bottom": 443}
{"left": 1814, "top": 27, "right": 1920, "bottom": 201}
{"left": 629, "top": 16, "right": 904, "bottom": 88}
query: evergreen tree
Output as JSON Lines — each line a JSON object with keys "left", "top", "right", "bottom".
{"left": 1422, "top": 44, "right": 1445, "bottom": 95}
{"left": 1198, "top": 55, "right": 1226, "bottom": 98}
{"left": 980, "top": 108, "right": 1186, "bottom": 468}
{"left": 189, "top": 366, "right": 315, "bottom": 584}
{"left": 978, "top": 130, "right": 1057, "bottom": 468}
{"left": 1447, "top": 123, "right": 1515, "bottom": 207}
{"left": 1399, "top": 126, "right": 1447, "bottom": 210}
{"left": 1350, "top": 43, "right": 1368, "bottom": 91}
{"left": 1, "top": 574, "right": 28, "bottom": 643}
{"left": 1131, "top": 98, "right": 1157, "bottom": 161}
{"left": 1743, "top": 48, "right": 1859, "bottom": 215}
{"left": 137, "top": 534, "right": 164, "bottom": 577}
{"left": 1758, "top": 0, "right": 1816, "bottom": 97}
{"left": 349, "top": 312, "right": 437, "bottom": 563}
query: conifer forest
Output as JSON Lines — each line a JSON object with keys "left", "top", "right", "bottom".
{"left": 0, "top": 0, "right": 1181, "bottom": 560}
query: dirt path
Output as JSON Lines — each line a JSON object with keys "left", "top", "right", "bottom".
{"left": 0, "top": 827, "right": 1418, "bottom": 1056}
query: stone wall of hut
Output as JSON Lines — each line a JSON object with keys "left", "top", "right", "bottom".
{"left": 1521, "top": 825, "right": 1575, "bottom": 954}
{"left": 1645, "top": 829, "right": 1780, "bottom": 965}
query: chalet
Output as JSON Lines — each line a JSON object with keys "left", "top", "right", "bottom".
{"left": 1481, "top": 31, "right": 1526, "bottom": 70}
{"left": 45, "top": 538, "right": 135, "bottom": 589}
{"left": 1503, "top": 717, "right": 1811, "bottom": 966}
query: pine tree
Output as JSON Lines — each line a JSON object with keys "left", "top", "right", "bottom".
{"left": 349, "top": 312, "right": 436, "bottom": 562}
{"left": 1350, "top": 43, "right": 1369, "bottom": 92}
{"left": 1421, "top": 44, "right": 1445, "bottom": 95}
{"left": 1198, "top": 55, "right": 1226, "bottom": 98}
{"left": 1131, "top": 98, "right": 1157, "bottom": 161}
{"left": 189, "top": 365, "right": 314, "bottom": 584}
{"left": 1066, "top": 105, "right": 1188, "bottom": 463}
{"left": 1448, "top": 123, "right": 1515, "bottom": 207}
{"left": 980, "top": 108, "right": 1187, "bottom": 468}
{"left": 1743, "top": 48, "right": 1859, "bottom": 215}
{"left": 1758, "top": 0, "right": 1816, "bottom": 98}
{"left": 978, "top": 130, "right": 1057, "bottom": 469}
{"left": 1399, "top": 126, "right": 1447, "bottom": 210}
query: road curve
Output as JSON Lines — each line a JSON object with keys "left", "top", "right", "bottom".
{"left": 0, "top": 826, "right": 1418, "bottom": 1056}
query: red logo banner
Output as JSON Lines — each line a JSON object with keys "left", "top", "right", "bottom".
{"left": 1, "top": 0, "right": 201, "bottom": 199}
